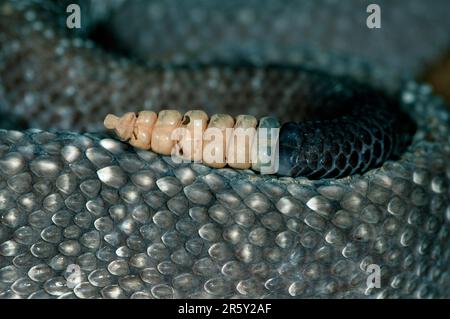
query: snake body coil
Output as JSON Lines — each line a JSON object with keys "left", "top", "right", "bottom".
{"left": 105, "top": 77, "right": 414, "bottom": 179}
{"left": 0, "top": 1, "right": 449, "bottom": 299}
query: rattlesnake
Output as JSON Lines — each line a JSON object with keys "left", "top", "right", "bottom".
{"left": 0, "top": 0, "right": 449, "bottom": 299}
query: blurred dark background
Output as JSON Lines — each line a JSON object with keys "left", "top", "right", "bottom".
{"left": 75, "top": 0, "right": 450, "bottom": 103}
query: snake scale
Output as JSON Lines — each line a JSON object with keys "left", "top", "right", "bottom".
{"left": 0, "top": 0, "right": 449, "bottom": 299}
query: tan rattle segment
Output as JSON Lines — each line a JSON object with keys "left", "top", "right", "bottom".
{"left": 203, "top": 114, "right": 235, "bottom": 168}
{"left": 104, "top": 110, "right": 277, "bottom": 170}
{"left": 227, "top": 114, "right": 257, "bottom": 169}
{"left": 130, "top": 111, "right": 157, "bottom": 149}
{"left": 175, "top": 110, "right": 209, "bottom": 161}
{"left": 151, "top": 110, "right": 182, "bottom": 155}
{"left": 104, "top": 112, "right": 136, "bottom": 141}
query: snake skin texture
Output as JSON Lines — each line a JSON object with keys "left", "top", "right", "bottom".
{"left": 0, "top": 1, "right": 415, "bottom": 179}
{"left": 78, "top": 0, "right": 450, "bottom": 78}
{"left": 278, "top": 83, "right": 414, "bottom": 179}
{"left": 0, "top": 1, "right": 450, "bottom": 299}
